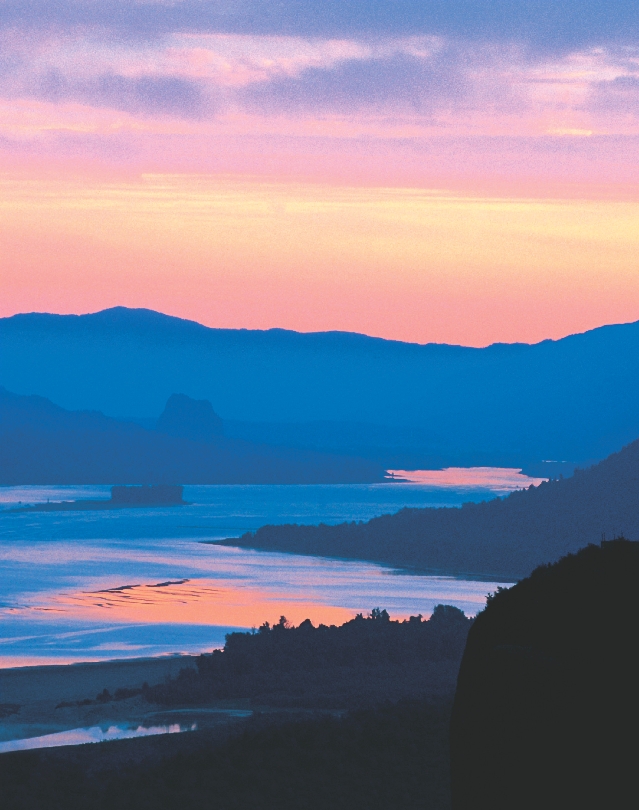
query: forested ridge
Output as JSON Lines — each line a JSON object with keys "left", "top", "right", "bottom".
{"left": 143, "top": 605, "right": 472, "bottom": 708}
{"left": 222, "top": 437, "right": 639, "bottom": 579}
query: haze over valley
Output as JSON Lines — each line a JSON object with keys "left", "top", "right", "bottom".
{"left": 4, "top": 307, "right": 639, "bottom": 474}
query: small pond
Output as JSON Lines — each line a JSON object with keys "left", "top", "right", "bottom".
{"left": 0, "top": 708, "right": 254, "bottom": 753}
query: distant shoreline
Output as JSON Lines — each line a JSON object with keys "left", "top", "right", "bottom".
{"left": 8, "top": 484, "right": 189, "bottom": 513}
{"left": 0, "top": 653, "right": 197, "bottom": 678}
{"left": 7, "top": 499, "right": 189, "bottom": 514}
{"left": 0, "top": 655, "right": 197, "bottom": 712}
{"left": 0, "top": 654, "right": 203, "bottom": 754}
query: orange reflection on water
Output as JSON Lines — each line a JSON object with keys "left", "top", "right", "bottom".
{"left": 388, "top": 467, "right": 546, "bottom": 490}
{"left": 51, "top": 578, "right": 356, "bottom": 629}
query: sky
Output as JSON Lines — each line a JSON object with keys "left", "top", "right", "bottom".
{"left": 1, "top": 1, "right": 638, "bottom": 346}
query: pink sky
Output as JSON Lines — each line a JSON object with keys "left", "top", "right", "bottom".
{"left": 1, "top": 22, "right": 638, "bottom": 345}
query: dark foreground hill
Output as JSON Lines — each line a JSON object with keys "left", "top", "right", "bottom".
{"left": 0, "top": 387, "right": 382, "bottom": 484}
{"left": 451, "top": 540, "right": 639, "bottom": 810}
{"left": 222, "top": 436, "right": 639, "bottom": 578}
{"left": 0, "top": 608, "right": 469, "bottom": 809}
{"left": 0, "top": 701, "right": 452, "bottom": 810}
{"left": 4, "top": 307, "right": 639, "bottom": 467}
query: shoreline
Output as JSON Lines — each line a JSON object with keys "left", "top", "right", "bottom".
{"left": 0, "top": 654, "right": 198, "bottom": 706}
{"left": 6, "top": 500, "right": 188, "bottom": 513}
{"left": 0, "top": 653, "right": 262, "bottom": 758}
{"left": 208, "top": 538, "right": 516, "bottom": 584}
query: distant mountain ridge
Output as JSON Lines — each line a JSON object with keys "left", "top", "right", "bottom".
{"left": 0, "top": 387, "right": 382, "bottom": 484}
{"left": 223, "top": 435, "right": 639, "bottom": 579}
{"left": 3, "top": 307, "right": 639, "bottom": 467}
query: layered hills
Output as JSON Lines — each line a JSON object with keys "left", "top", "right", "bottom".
{"left": 3, "top": 307, "right": 639, "bottom": 468}
{"left": 0, "top": 387, "right": 382, "bottom": 484}
{"left": 222, "top": 436, "right": 639, "bottom": 578}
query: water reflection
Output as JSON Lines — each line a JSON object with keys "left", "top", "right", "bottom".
{"left": 0, "top": 482, "right": 515, "bottom": 666}
{"left": 0, "top": 554, "right": 503, "bottom": 665}
{"left": 387, "top": 467, "right": 546, "bottom": 490}
{"left": 0, "top": 722, "right": 197, "bottom": 753}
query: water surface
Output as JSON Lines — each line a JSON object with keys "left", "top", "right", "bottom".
{"left": 0, "top": 477, "right": 528, "bottom": 667}
{"left": 0, "top": 722, "right": 196, "bottom": 753}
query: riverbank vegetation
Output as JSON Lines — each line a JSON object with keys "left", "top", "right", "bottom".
{"left": 143, "top": 605, "right": 472, "bottom": 708}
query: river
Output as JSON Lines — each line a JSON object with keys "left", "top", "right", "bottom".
{"left": 0, "top": 471, "right": 540, "bottom": 667}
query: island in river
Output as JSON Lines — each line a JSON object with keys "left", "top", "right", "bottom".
{"left": 10, "top": 484, "right": 187, "bottom": 513}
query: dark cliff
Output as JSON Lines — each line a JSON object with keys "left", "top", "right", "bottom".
{"left": 450, "top": 540, "right": 639, "bottom": 810}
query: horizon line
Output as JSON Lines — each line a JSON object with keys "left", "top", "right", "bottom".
{"left": 3, "top": 305, "right": 639, "bottom": 351}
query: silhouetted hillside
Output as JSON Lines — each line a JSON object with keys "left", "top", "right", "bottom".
{"left": 0, "top": 700, "right": 452, "bottom": 810}
{"left": 223, "top": 438, "right": 639, "bottom": 578}
{"left": 0, "top": 387, "right": 382, "bottom": 484}
{"left": 143, "top": 605, "right": 473, "bottom": 709}
{"left": 0, "top": 608, "right": 468, "bottom": 808}
{"left": 450, "top": 540, "right": 639, "bottom": 810}
{"left": 3, "top": 307, "right": 639, "bottom": 466}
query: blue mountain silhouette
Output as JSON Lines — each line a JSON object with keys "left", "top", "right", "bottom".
{"left": 0, "top": 387, "right": 382, "bottom": 484}
{"left": 2, "top": 307, "right": 639, "bottom": 467}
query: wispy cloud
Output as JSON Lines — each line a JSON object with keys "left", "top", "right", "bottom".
{"left": 1, "top": 1, "right": 638, "bottom": 50}
{"left": 1, "top": 25, "right": 638, "bottom": 139}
